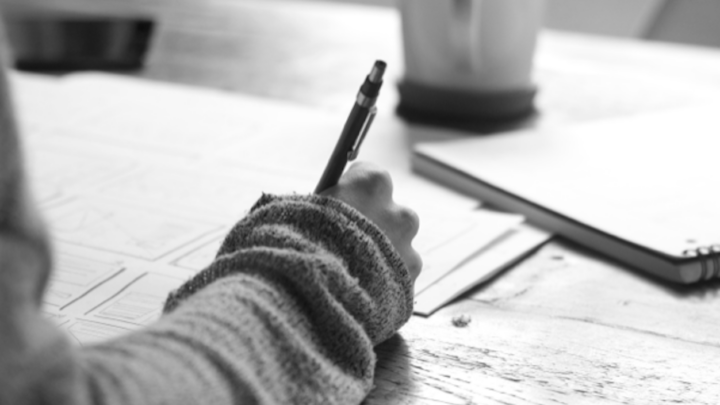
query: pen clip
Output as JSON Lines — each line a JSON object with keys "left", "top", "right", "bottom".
{"left": 348, "top": 107, "right": 376, "bottom": 161}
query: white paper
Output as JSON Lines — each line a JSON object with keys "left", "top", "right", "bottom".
{"left": 43, "top": 252, "right": 124, "bottom": 308}
{"left": 413, "top": 210, "right": 523, "bottom": 294}
{"left": 414, "top": 224, "right": 552, "bottom": 316}
{"left": 10, "top": 72, "right": 538, "bottom": 342}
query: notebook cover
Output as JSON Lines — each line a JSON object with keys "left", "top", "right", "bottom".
{"left": 412, "top": 104, "right": 720, "bottom": 283}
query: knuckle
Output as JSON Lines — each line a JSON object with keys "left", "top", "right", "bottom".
{"left": 411, "top": 251, "right": 423, "bottom": 278}
{"left": 405, "top": 249, "right": 423, "bottom": 281}
{"left": 355, "top": 167, "right": 393, "bottom": 197}
{"left": 366, "top": 168, "right": 393, "bottom": 189}
{"left": 393, "top": 205, "right": 420, "bottom": 237}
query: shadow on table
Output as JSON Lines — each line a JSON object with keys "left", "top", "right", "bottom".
{"left": 364, "top": 333, "right": 414, "bottom": 404}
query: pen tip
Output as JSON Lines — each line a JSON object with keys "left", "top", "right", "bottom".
{"left": 369, "top": 60, "right": 386, "bottom": 83}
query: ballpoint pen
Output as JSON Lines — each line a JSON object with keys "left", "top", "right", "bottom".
{"left": 314, "top": 60, "right": 386, "bottom": 193}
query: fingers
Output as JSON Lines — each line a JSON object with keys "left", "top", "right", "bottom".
{"left": 398, "top": 244, "right": 423, "bottom": 282}
{"left": 321, "top": 162, "right": 422, "bottom": 281}
{"left": 386, "top": 203, "right": 422, "bottom": 280}
{"left": 323, "top": 162, "right": 393, "bottom": 205}
{"left": 391, "top": 202, "right": 421, "bottom": 241}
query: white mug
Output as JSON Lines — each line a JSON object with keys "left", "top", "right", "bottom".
{"left": 397, "top": 0, "right": 544, "bottom": 124}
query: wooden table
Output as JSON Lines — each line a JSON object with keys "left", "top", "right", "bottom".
{"left": 5, "top": 0, "right": 720, "bottom": 403}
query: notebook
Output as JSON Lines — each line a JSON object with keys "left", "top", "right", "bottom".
{"left": 412, "top": 104, "right": 720, "bottom": 284}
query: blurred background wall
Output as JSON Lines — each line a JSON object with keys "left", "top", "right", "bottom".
{"left": 2, "top": 0, "right": 719, "bottom": 49}
{"left": 311, "top": 0, "right": 720, "bottom": 48}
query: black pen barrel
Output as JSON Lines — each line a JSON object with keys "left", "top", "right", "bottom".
{"left": 314, "top": 103, "right": 371, "bottom": 193}
{"left": 314, "top": 60, "right": 385, "bottom": 194}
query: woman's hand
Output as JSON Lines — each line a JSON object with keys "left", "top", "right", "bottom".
{"left": 321, "top": 162, "right": 422, "bottom": 281}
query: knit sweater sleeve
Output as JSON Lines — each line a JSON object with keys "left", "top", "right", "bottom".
{"left": 2, "top": 193, "right": 414, "bottom": 405}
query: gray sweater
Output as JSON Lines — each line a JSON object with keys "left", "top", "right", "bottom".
{"left": 0, "top": 193, "right": 414, "bottom": 405}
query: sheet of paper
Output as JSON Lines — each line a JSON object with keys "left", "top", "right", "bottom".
{"left": 82, "top": 273, "right": 185, "bottom": 327}
{"left": 43, "top": 252, "right": 124, "bottom": 308}
{"left": 413, "top": 210, "right": 523, "bottom": 294}
{"left": 414, "top": 224, "right": 552, "bottom": 316}
{"left": 59, "top": 271, "right": 185, "bottom": 346}
{"left": 12, "top": 72, "right": 534, "bottom": 342}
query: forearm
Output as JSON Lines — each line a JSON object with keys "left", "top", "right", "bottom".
{"left": 157, "top": 194, "right": 414, "bottom": 402}
{"left": 1, "top": 194, "right": 413, "bottom": 405}
{"left": 81, "top": 272, "right": 373, "bottom": 404}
